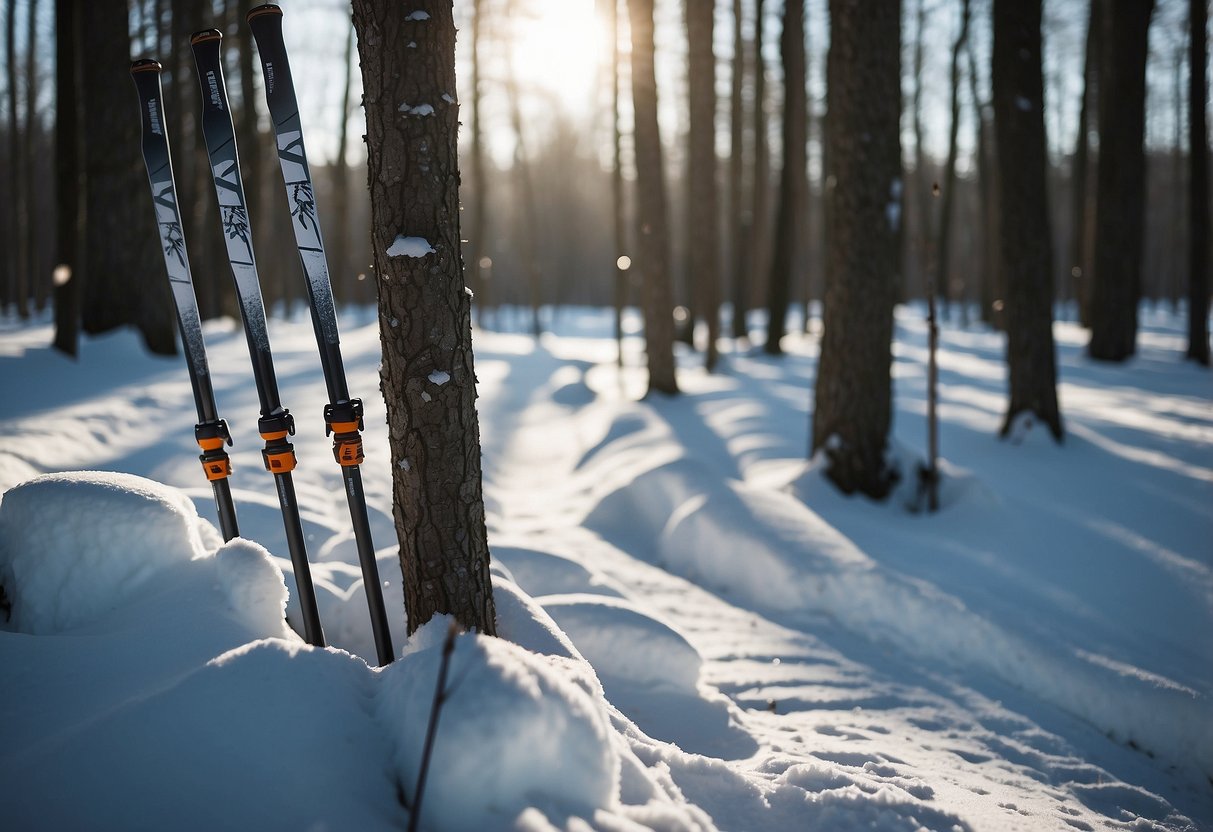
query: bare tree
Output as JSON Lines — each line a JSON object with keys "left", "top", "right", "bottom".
{"left": 5, "top": 0, "right": 22, "bottom": 316}
{"left": 764, "top": 0, "right": 805, "bottom": 355}
{"left": 745, "top": 0, "right": 769, "bottom": 334}
{"left": 728, "top": 0, "right": 748, "bottom": 340}
{"left": 351, "top": 0, "right": 497, "bottom": 635}
{"left": 1189, "top": 0, "right": 1210, "bottom": 365}
{"left": 811, "top": 0, "right": 901, "bottom": 498}
{"left": 1069, "top": 0, "right": 1100, "bottom": 327}
{"left": 686, "top": 0, "right": 721, "bottom": 369}
{"left": 51, "top": 0, "right": 80, "bottom": 356}
{"left": 78, "top": 0, "right": 173, "bottom": 354}
{"left": 467, "top": 0, "right": 488, "bottom": 323}
{"left": 21, "top": 0, "right": 38, "bottom": 316}
{"left": 611, "top": 0, "right": 628, "bottom": 366}
{"left": 628, "top": 0, "right": 678, "bottom": 394}
{"left": 1088, "top": 0, "right": 1155, "bottom": 362}
{"left": 935, "top": 0, "right": 971, "bottom": 321}
{"left": 991, "top": 0, "right": 1062, "bottom": 439}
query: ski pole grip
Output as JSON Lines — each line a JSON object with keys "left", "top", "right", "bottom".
{"left": 130, "top": 58, "right": 163, "bottom": 76}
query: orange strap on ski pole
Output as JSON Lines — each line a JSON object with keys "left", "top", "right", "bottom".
{"left": 325, "top": 399, "right": 365, "bottom": 467}
{"left": 195, "top": 420, "right": 234, "bottom": 481}
{"left": 258, "top": 410, "right": 298, "bottom": 474}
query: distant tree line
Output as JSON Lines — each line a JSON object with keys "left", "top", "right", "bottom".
{"left": 0, "top": 0, "right": 1207, "bottom": 496}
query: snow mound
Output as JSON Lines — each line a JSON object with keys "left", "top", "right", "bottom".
{"left": 540, "top": 594, "right": 701, "bottom": 693}
{"left": 492, "top": 575, "right": 584, "bottom": 661}
{"left": 378, "top": 619, "right": 620, "bottom": 830}
{"left": 0, "top": 471, "right": 212, "bottom": 634}
{"left": 214, "top": 538, "right": 293, "bottom": 640}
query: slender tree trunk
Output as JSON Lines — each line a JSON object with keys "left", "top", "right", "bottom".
{"left": 686, "top": 0, "right": 721, "bottom": 370}
{"left": 628, "top": 0, "right": 678, "bottom": 395}
{"left": 764, "top": 0, "right": 805, "bottom": 355}
{"left": 1070, "top": 0, "right": 1099, "bottom": 327}
{"left": 729, "top": 0, "right": 749, "bottom": 340}
{"left": 237, "top": 0, "right": 267, "bottom": 304}
{"left": 1088, "top": 0, "right": 1154, "bottom": 362}
{"left": 966, "top": 40, "right": 999, "bottom": 329}
{"left": 506, "top": 70, "right": 542, "bottom": 339}
{"left": 612, "top": 0, "right": 628, "bottom": 366}
{"left": 811, "top": 0, "right": 901, "bottom": 498}
{"left": 20, "top": 0, "right": 38, "bottom": 318}
{"left": 748, "top": 0, "right": 769, "bottom": 323}
{"left": 910, "top": 0, "right": 931, "bottom": 307}
{"left": 351, "top": 0, "right": 496, "bottom": 636}
{"left": 467, "top": 0, "right": 486, "bottom": 323}
{"left": 936, "top": 0, "right": 970, "bottom": 321}
{"left": 331, "top": 16, "right": 356, "bottom": 303}
{"left": 51, "top": 0, "right": 79, "bottom": 356}
{"left": 6, "top": 0, "right": 23, "bottom": 315}
{"left": 992, "top": 0, "right": 1062, "bottom": 439}
{"left": 1189, "top": 0, "right": 1210, "bottom": 365}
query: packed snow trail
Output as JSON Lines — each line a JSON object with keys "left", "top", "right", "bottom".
{"left": 474, "top": 316, "right": 1212, "bottom": 831}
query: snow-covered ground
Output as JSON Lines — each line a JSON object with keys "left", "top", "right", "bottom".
{"left": 0, "top": 304, "right": 1210, "bottom": 831}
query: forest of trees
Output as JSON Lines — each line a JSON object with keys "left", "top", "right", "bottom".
{"left": 0, "top": 0, "right": 1208, "bottom": 416}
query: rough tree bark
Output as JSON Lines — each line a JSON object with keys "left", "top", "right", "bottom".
{"left": 992, "top": 0, "right": 1062, "bottom": 439}
{"left": 628, "top": 0, "right": 678, "bottom": 395}
{"left": 811, "top": 0, "right": 901, "bottom": 498}
{"left": 1087, "top": 0, "right": 1154, "bottom": 362}
{"left": 351, "top": 0, "right": 497, "bottom": 636}
{"left": 1188, "top": 0, "right": 1210, "bottom": 365}
{"left": 764, "top": 0, "right": 806, "bottom": 355}
{"left": 686, "top": 0, "right": 721, "bottom": 370}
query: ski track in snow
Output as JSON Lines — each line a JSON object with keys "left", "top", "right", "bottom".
{"left": 0, "top": 305, "right": 1210, "bottom": 831}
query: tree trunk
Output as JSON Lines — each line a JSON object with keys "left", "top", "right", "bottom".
{"left": 966, "top": 39, "right": 999, "bottom": 329}
{"left": 468, "top": 0, "right": 487, "bottom": 323}
{"left": 811, "top": 0, "right": 900, "bottom": 498}
{"left": 5, "top": 0, "right": 23, "bottom": 316}
{"left": 1087, "top": 0, "right": 1154, "bottom": 362}
{"left": 992, "top": 0, "right": 1062, "bottom": 439}
{"left": 21, "top": 0, "right": 38, "bottom": 318}
{"left": 330, "top": 16, "right": 356, "bottom": 303}
{"left": 506, "top": 68, "right": 543, "bottom": 339}
{"left": 935, "top": 0, "right": 970, "bottom": 320}
{"left": 79, "top": 0, "right": 174, "bottom": 354}
{"left": 764, "top": 0, "right": 805, "bottom": 355}
{"left": 351, "top": 0, "right": 497, "bottom": 636}
{"left": 1070, "top": 0, "right": 1099, "bottom": 326}
{"left": 612, "top": 0, "right": 627, "bottom": 366}
{"left": 1189, "top": 0, "right": 1210, "bottom": 365}
{"left": 686, "top": 0, "right": 720, "bottom": 370}
{"left": 728, "top": 0, "right": 748, "bottom": 340}
{"left": 747, "top": 0, "right": 769, "bottom": 326}
{"left": 627, "top": 0, "right": 678, "bottom": 395}
{"left": 51, "top": 0, "right": 79, "bottom": 356}
{"left": 910, "top": 0, "right": 930, "bottom": 306}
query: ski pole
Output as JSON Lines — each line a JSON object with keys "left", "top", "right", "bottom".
{"left": 247, "top": 3, "right": 395, "bottom": 666}
{"left": 131, "top": 59, "right": 240, "bottom": 543}
{"left": 190, "top": 29, "right": 325, "bottom": 648}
